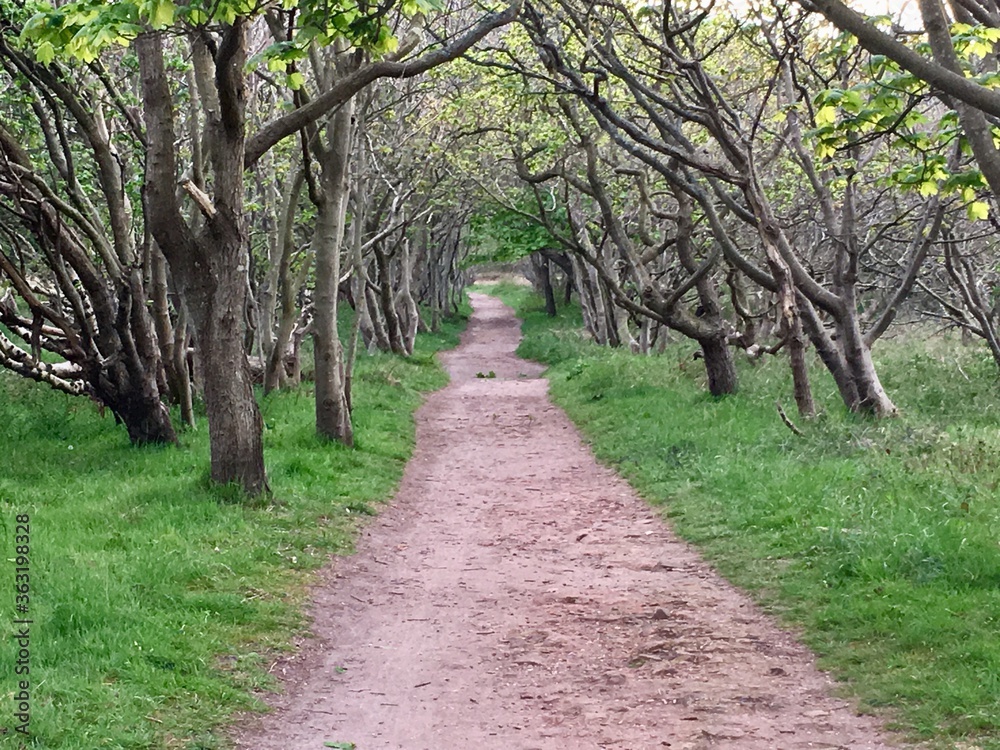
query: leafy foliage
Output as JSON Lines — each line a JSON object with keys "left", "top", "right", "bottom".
{"left": 466, "top": 198, "right": 567, "bottom": 266}
{"left": 21, "top": 0, "right": 442, "bottom": 66}
{"left": 809, "top": 25, "right": 998, "bottom": 221}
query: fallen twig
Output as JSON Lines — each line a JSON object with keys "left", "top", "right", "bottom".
{"left": 775, "top": 400, "right": 805, "bottom": 437}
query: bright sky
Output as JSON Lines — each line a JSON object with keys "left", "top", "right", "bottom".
{"left": 863, "top": 0, "right": 922, "bottom": 28}
{"left": 721, "top": 0, "right": 923, "bottom": 28}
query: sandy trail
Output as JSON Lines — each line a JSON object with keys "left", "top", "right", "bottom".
{"left": 234, "top": 293, "right": 899, "bottom": 750}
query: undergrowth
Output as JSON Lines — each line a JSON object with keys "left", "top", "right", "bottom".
{"left": 0, "top": 311, "right": 466, "bottom": 750}
{"left": 488, "top": 281, "right": 1000, "bottom": 749}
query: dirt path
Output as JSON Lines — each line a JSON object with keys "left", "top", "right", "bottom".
{"left": 234, "top": 293, "right": 900, "bottom": 750}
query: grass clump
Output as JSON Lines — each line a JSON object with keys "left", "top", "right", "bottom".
{"left": 488, "top": 281, "right": 1000, "bottom": 749}
{"left": 0, "top": 313, "right": 465, "bottom": 750}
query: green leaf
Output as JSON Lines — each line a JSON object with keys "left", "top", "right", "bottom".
{"left": 35, "top": 40, "right": 55, "bottom": 64}
{"left": 968, "top": 200, "right": 990, "bottom": 221}
{"left": 840, "top": 90, "right": 864, "bottom": 113}
{"left": 287, "top": 71, "right": 305, "bottom": 90}
{"left": 814, "top": 141, "right": 836, "bottom": 160}
{"left": 149, "top": 0, "right": 176, "bottom": 29}
{"left": 815, "top": 105, "right": 837, "bottom": 126}
{"left": 967, "top": 39, "right": 992, "bottom": 59}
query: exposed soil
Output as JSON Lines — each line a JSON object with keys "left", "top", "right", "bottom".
{"left": 234, "top": 293, "right": 901, "bottom": 750}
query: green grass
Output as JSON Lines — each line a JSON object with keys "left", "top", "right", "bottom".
{"left": 0, "top": 312, "right": 466, "bottom": 750}
{"left": 487, "top": 281, "right": 1000, "bottom": 749}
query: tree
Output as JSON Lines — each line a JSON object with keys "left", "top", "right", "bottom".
{"left": 0, "top": 26, "right": 177, "bottom": 444}
{"left": 512, "top": 1, "right": 907, "bottom": 411}
{"left": 22, "top": 0, "right": 521, "bottom": 493}
{"left": 799, "top": 0, "right": 1000, "bottom": 372}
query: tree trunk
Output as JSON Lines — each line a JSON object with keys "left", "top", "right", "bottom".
{"left": 107, "top": 269, "right": 179, "bottom": 444}
{"left": 699, "top": 334, "right": 739, "bottom": 397}
{"left": 787, "top": 313, "right": 815, "bottom": 419}
{"left": 151, "top": 243, "right": 195, "bottom": 427}
{"left": 798, "top": 295, "right": 861, "bottom": 410}
{"left": 185, "top": 231, "right": 269, "bottom": 492}
{"left": 398, "top": 237, "right": 420, "bottom": 356}
{"left": 172, "top": 303, "right": 195, "bottom": 427}
{"left": 364, "top": 282, "right": 392, "bottom": 352}
{"left": 344, "top": 176, "right": 367, "bottom": 414}
{"left": 832, "top": 184, "right": 897, "bottom": 417}
{"left": 256, "top": 153, "right": 285, "bottom": 380}
{"left": 838, "top": 311, "right": 897, "bottom": 416}
{"left": 674, "top": 189, "right": 737, "bottom": 395}
{"left": 312, "top": 99, "right": 355, "bottom": 445}
{"left": 373, "top": 245, "right": 407, "bottom": 355}
{"left": 428, "top": 249, "right": 441, "bottom": 332}
{"left": 137, "top": 26, "right": 268, "bottom": 494}
{"left": 745, "top": 184, "right": 815, "bottom": 418}
{"left": 264, "top": 168, "right": 306, "bottom": 393}
{"left": 533, "top": 251, "right": 557, "bottom": 316}
{"left": 573, "top": 254, "right": 597, "bottom": 341}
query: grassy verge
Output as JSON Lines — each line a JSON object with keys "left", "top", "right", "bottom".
{"left": 488, "top": 281, "right": 1000, "bottom": 749}
{"left": 0, "top": 313, "right": 466, "bottom": 750}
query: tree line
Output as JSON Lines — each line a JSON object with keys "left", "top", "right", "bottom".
{"left": 465, "top": 0, "right": 1000, "bottom": 418}
{"left": 1, "top": 0, "right": 999, "bottom": 494}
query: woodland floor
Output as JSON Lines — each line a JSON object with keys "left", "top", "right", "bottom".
{"left": 233, "top": 293, "right": 902, "bottom": 750}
